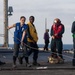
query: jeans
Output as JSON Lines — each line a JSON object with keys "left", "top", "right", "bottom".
{"left": 13, "top": 42, "right": 28, "bottom": 58}
{"left": 73, "top": 38, "right": 75, "bottom": 58}
{"left": 13, "top": 43, "right": 20, "bottom": 57}
{"left": 44, "top": 39, "right": 49, "bottom": 50}
{"left": 51, "top": 38, "right": 63, "bottom": 58}
{"left": 28, "top": 42, "right": 39, "bottom": 63}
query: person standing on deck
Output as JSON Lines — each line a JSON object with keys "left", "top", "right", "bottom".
{"left": 43, "top": 29, "right": 50, "bottom": 51}
{"left": 71, "top": 21, "right": 75, "bottom": 66}
{"left": 50, "top": 18, "right": 65, "bottom": 62}
{"left": 7, "top": 16, "right": 29, "bottom": 68}
{"left": 27, "top": 16, "right": 40, "bottom": 66}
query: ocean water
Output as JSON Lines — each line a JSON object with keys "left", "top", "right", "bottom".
{"left": 38, "top": 44, "right": 73, "bottom": 50}
{"left": 0, "top": 44, "right": 73, "bottom": 50}
{"left": 7, "top": 44, "right": 73, "bottom": 50}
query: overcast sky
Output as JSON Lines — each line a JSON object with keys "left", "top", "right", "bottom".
{"left": 0, "top": 0, "right": 75, "bottom": 44}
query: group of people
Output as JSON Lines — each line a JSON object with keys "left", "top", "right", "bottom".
{"left": 7, "top": 16, "right": 40, "bottom": 68}
{"left": 44, "top": 18, "right": 64, "bottom": 58}
{"left": 44, "top": 18, "right": 65, "bottom": 64}
{"left": 0, "top": 16, "right": 75, "bottom": 67}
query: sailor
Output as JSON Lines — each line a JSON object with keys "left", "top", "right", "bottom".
{"left": 50, "top": 18, "right": 65, "bottom": 63}
{"left": 27, "top": 16, "right": 40, "bottom": 66}
{"left": 7, "top": 16, "right": 29, "bottom": 67}
{"left": 71, "top": 21, "right": 75, "bottom": 66}
{"left": 43, "top": 29, "right": 50, "bottom": 51}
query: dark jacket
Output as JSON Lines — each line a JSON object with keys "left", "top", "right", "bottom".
{"left": 71, "top": 21, "right": 75, "bottom": 34}
{"left": 44, "top": 32, "right": 49, "bottom": 40}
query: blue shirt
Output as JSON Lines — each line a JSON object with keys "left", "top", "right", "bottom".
{"left": 14, "top": 22, "right": 28, "bottom": 44}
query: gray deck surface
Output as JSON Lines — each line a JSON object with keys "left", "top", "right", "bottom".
{"left": 0, "top": 49, "right": 75, "bottom": 75}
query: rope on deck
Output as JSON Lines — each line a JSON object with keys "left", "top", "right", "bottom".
{"left": 8, "top": 30, "right": 74, "bottom": 60}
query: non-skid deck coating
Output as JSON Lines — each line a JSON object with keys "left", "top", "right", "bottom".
{"left": 0, "top": 50, "right": 75, "bottom": 75}
{"left": 0, "top": 49, "right": 74, "bottom": 70}
{"left": 0, "top": 61, "right": 75, "bottom": 70}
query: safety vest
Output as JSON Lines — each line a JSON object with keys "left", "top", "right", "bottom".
{"left": 14, "top": 22, "right": 28, "bottom": 44}
{"left": 52, "top": 24, "right": 63, "bottom": 38}
{"left": 27, "top": 22, "right": 38, "bottom": 42}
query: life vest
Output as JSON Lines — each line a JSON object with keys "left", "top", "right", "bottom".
{"left": 27, "top": 22, "right": 38, "bottom": 42}
{"left": 14, "top": 22, "right": 28, "bottom": 44}
{"left": 52, "top": 24, "right": 63, "bottom": 38}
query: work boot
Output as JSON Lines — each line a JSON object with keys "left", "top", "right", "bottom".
{"left": 32, "top": 60, "right": 40, "bottom": 66}
{"left": 26, "top": 63, "right": 31, "bottom": 67}
{"left": 32, "top": 62, "right": 40, "bottom": 66}
{"left": 25, "top": 57, "right": 31, "bottom": 67}
{"left": 46, "top": 48, "right": 49, "bottom": 51}
{"left": 58, "top": 56, "right": 64, "bottom": 64}
{"left": 0, "top": 61, "right": 6, "bottom": 65}
{"left": 12, "top": 64, "right": 16, "bottom": 68}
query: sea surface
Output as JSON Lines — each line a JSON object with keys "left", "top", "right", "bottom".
{"left": 5, "top": 44, "right": 73, "bottom": 50}
{"left": 38, "top": 44, "right": 73, "bottom": 50}
{"left": 0, "top": 44, "right": 73, "bottom": 50}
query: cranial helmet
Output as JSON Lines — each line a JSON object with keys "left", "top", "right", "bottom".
{"left": 54, "top": 18, "right": 61, "bottom": 24}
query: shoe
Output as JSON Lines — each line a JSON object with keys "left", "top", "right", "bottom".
{"left": 18, "top": 57, "right": 23, "bottom": 64}
{"left": 0, "top": 61, "right": 6, "bottom": 65}
{"left": 32, "top": 62, "right": 40, "bottom": 66}
{"left": 26, "top": 63, "right": 31, "bottom": 67}
{"left": 12, "top": 64, "right": 16, "bottom": 68}
{"left": 46, "top": 48, "right": 49, "bottom": 51}
{"left": 58, "top": 56, "right": 64, "bottom": 64}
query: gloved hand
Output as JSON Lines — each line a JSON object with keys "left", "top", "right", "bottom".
{"left": 21, "top": 41, "right": 24, "bottom": 47}
{"left": 52, "top": 36, "right": 55, "bottom": 39}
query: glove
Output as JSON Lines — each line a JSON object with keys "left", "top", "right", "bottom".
{"left": 21, "top": 41, "right": 24, "bottom": 47}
